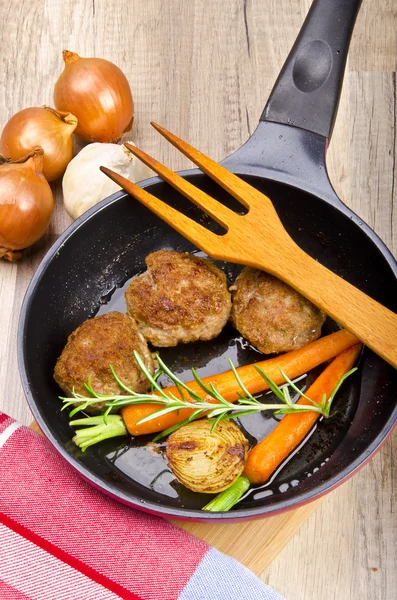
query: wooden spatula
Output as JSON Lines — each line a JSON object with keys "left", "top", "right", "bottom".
{"left": 101, "top": 123, "right": 397, "bottom": 369}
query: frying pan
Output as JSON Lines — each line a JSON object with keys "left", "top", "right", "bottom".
{"left": 18, "top": 0, "right": 397, "bottom": 522}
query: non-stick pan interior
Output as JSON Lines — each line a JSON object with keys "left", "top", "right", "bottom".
{"left": 19, "top": 173, "right": 397, "bottom": 519}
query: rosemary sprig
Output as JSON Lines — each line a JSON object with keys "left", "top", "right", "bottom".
{"left": 61, "top": 352, "right": 357, "bottom": 445}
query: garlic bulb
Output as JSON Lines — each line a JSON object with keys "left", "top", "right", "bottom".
{"left": 62, "top": 142, "right": 152, "bottom": 219}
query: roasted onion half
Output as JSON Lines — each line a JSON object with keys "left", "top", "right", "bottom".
{"left": 166, "top": 420, "right": 249, "bottom": 494}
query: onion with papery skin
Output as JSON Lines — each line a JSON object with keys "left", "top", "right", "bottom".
{"left": 54, "top": 50, "right": 134, "bottom": 143}
{"left": 0, "top": 107, "right": 77, "bottom": 182}
{"left": 166, "top": 420, "right": 249, "bottom": 493}
{"left": 0, "top": 149, "right": 54, "bottom": 261}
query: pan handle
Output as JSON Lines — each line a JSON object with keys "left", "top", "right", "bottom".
{"left": 261, "top": 0, "right": 362, "bottom": 139}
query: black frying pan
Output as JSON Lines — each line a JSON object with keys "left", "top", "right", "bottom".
{"left": 18, "top": 0, "right": 397, "bottom": 522}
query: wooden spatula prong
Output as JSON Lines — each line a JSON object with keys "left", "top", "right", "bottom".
{"left": 100, "top": 166, "right": 220, "bottom": 254}
{"left": 151, "top": 122, "right": 270, "bottom": 211}
{"left": 124, "top": 142, "right": 234, "bottom": 228}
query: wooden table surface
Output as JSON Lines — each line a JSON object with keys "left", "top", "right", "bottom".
{"left": 0, "top": 1, "right": 396, "bottom": 598}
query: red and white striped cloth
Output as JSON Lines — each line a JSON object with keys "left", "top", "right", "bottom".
{"left": 0, "top": 412, "right": 284, "bottom": 600}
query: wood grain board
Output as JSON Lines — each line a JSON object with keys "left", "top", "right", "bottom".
{"left": 1, "top": 1, "right": 396, "bottom": 598}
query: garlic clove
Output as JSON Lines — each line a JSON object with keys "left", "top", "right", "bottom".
{"left": 62, "top": 141, "right": 153, "bottom": 220}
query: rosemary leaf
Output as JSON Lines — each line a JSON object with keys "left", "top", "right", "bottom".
{"left": 280, "top": 369, "right": 321, "bottom": 408}
{"left": 210, "top": 412, "right": 227, "bottom": 432}
{"left": 136, "top": 403, "right": 186, "bottom": 425}
{"left": 207, "top": 408, "right": 228, "bottom": 418}
{"left": 187, "top": 408, "right": 206, "bottom": 422}
{"left": 209, "top": 382, "right": 230, "bottom": 404}
{"left": 282, "top": 385, "right": 293, "bottom": 407}
{"left": 254, "top": 366, "right": 286, "bottom": 402}
{"left": 222, "top": 409, "right": 259, "bottom": 420}
{"left": 109, "top": 365, "right": 136, "bottom": 395}
{"left": 155, "top": 354, "right": 203, "bottom": 402}
{"left": 229, "top": 359, "right": 257, "bottom": 402}
{"left": 134, "top": 351, "right": 169, "bottom": 398}
{"left": 328, "top": 368, "right": 357, "bottom": 403}
{"left": 191, "top": 368, "right": 215, "bottom": 397}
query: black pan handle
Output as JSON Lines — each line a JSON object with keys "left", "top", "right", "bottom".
{"left": 261, "top": 0, "right": 362, "bottom": 139}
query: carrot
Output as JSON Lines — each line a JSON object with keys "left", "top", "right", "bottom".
{"left": 243, "top": 343, "right": 362, "bottom": 484}
{"left": 122, "top": 329, "right": 359, "bottom": 436}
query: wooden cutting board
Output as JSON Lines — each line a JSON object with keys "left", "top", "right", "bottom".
{"left": 30, "top": 420, "right": 320, "bottom": 575}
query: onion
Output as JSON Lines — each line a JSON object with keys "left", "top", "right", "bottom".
{"left": 0, "top": 148, "right": 54, "bottom": 261}
{"left": 166, "top": 420, "right": 249, "bottom": 493}
{"left": 54, "top": 50, "right": 134, "bottom": 143}
{"left": 0, "top": 107, "right": 77, "bottom": 182}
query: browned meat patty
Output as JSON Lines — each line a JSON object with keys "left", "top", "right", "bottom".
{"left": 230, "top": 268, "right": 326, "bottom": 354}
{"left": 54, "top": 311, "right": 154, "bottom": 414}
{"left": 125, "top": 250, "right": 232, "bottom": 346}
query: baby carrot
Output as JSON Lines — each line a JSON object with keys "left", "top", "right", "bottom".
{"left": 244, "top": 343, "right": 362, "bottom": 483}
{"left": 122, "top": 329, "right": 359, "bottom": 436}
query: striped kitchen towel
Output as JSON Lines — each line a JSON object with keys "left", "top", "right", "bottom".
{"left": 0, "top": 412, "right": 284, "bottom": 600}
